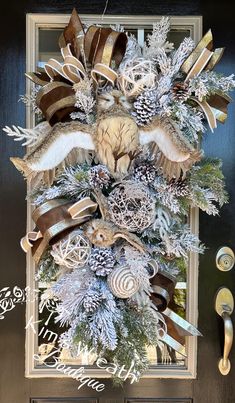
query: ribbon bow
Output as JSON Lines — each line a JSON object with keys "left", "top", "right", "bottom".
{"left": 26, "top": 9, "right": 127, "bottom": 125}
{"left": 21, "top": 197, "right": 97, "bottom": 264}
{"left": 181, "top": 29, "right": 232, "bottom": 131}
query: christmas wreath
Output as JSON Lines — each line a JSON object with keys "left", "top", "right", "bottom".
{"left": 4, "top": 9, "right": 235, "bottom": 381}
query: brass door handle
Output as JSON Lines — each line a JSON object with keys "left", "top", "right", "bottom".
{"left": 215, "top": 287, "right": 234, "bottom": 375}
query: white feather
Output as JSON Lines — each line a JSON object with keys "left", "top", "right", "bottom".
{"left": 139, "top": 128, "right": 190, "bottom": 163}
{"left": 30, "top": 131, "right": 95, "bottom": 171}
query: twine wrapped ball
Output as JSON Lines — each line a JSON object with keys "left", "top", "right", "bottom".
{"left": 51, "top": 230, "right": 91, "bottom": 269}
{"left": 108, "top": 182, "right": 156, "bottom": 233}
{"left": 108, "top": 265, "right": 140, "bottom": 298}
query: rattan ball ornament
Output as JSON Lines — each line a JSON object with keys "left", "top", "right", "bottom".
{"left": 107, "top": 265, "right": 140, "bottom": 298}
{"left": 118, "top": 58, "right": 156, "bottom": 97}
{"left": 51, "top": 230, "right": 91, "bottom": 269}
{"left": 108, "top": 182, "right": 156, "bottom": 232}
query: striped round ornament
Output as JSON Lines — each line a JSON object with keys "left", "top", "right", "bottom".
{"left": 107, "top": 265, "right": 140, "bottom": 299}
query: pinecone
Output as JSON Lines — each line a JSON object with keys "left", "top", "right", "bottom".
{"left": 88, "top": 165, "right": 110, "bottom": 189}
{"left": 82, "top": 290, "right": 102, "bottom": 312}
{"left": 89, "top": 248, "right": 115, "bottom": 276}
{"left": 169, "top": 179, "right": 189, "bottom": 196}
{"left": 133, "top": 163, "right": 156, "bottom": 185}
{"left": 132, "top": 90, "right": 157, "bottom": 126}
{"left": 172, "top": 82, "right": 189, "bottom": 102}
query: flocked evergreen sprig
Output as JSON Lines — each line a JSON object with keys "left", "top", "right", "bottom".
{"left": 186, "top": 158, "right": 228, "bottom": 215}
{"left": 30, "top": 164, "right": 112, "bottom": 206}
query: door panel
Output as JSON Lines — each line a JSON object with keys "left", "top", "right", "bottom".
{"left": 1, "top": 0, "right": 235, "bottom": 402}
{"left": 125, "top": 399, "right": 192, "bottom": 403}
{"left": 31, "top": 400, "right": 99, "bottom": 403}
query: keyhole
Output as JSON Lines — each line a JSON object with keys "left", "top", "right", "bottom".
{"left": 216, "top": 247, "right": 235, "bottom": 272}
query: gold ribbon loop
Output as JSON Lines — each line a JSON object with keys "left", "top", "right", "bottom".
{"left": 44, "top": 59, "right": 68, "bottom": 82}
{"left": 20, "top": 231, "right": 42, "bottom": 253}
{"left": 91, "top": 63, "right": 118, "bottom": 86}
{"left": 62, "top": 56, "right": 86, "bottom": 83}
{"left": 191, "top": 96, "right": 217, "bottom": 131}
{"left": 68, "top": 197, "right": 98, "bottom": 220}
{"left": 182, "top": 32, "right": 231, "bottom": 129}
{"left": 26, "top": 11, "right": 128, "bottom": 124}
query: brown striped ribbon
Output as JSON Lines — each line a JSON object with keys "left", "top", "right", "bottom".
{"left": 84, "top": 26, "right": 127, "bottom": 85}
{"left": 20, "top": 197, "right": 97, "bottom": 264}
{"left": 36, "top": 81, "right": 77, "bottom": 126}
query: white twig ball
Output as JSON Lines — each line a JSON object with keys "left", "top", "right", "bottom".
{"left": 108, "top": 182, "right": 156, "bottom": 233}
{"left": 51, "top": 230, "right": 91, "bottom": 269}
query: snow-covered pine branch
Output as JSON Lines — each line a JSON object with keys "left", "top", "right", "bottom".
{"left": 144, "top": 17, "right": 174, "bottom": 59}
{"left": 3, "top": 125, "right": 39, "bottom": 147}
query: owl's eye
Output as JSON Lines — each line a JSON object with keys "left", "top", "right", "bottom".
{"left": 100, "top": 96, "right": 111, "bottom": 102}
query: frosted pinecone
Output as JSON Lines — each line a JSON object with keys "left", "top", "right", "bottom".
{"left": 132, "top": 90, "right": 157, "bottom": 126}
{"left": 172, "top": 82, "right": 189, "bottom": 102}
{"left": 88, "top": 165, "right": 110, "bottom": 189}
{"left": 169, "top": 179, "right": 189, "bottom": 196}
{"left": 89, "top": 248, "right": 115, "bottom": 276}
{"left": 133, "top": 163, "right": 156, "bottom": 185}
{"left": 82, "top": 290, "right": 102, "bottom": 312}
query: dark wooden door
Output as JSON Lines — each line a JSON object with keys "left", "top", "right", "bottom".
{"left": 1, "top": 1, "right": 235, "bottom": 402}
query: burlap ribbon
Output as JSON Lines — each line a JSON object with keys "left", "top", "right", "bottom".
{"left": 26, "top": 9, "right": 127, "bottom": 125}
{"left": 182, "top": 30, "right": 231, "bottom": 131}
{"left": 21, "top": 197, "right": 97, "bottom": 264}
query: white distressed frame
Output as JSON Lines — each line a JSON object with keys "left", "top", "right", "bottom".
{"left": 25, "top": 13, "right": 202, "bottom": 379}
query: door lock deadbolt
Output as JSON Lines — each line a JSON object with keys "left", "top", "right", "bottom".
{"left": 216, "top": 247, "right": 235, "bottom": 272}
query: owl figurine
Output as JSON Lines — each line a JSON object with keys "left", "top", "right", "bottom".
{"left": 95, "top": 90, "right": 139, "bottom": 176}
{"left": 9, "top": 89, "right": 200, "bottom": 182}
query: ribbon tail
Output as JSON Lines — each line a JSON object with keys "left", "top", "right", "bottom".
{"left": 20, "top": 231, "right": 42, "bottom": 253}
{"left": 207, "top": 91, "right": 232, "bottom": 123}
{"left": 159, "top": 333, "right": 187, "bottom": 357}
{"left": 91, "top": 64, "right": 118, "bottom": 86}
{"left": 205, "top": 48, "right": 225, "bottom": 71}
{"left": 181, "top": 29, "right": 213, "bottom": 74}
{"left": 163, "top": 308, "right": 202, "bottom": 337}
{"left": 191, "top": 96, "right": 217, "bottom": 132}
{"left": 185, "top": 48, "right": 213, "bottom": 82}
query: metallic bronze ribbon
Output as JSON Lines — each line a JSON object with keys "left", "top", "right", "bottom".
{"left": 36, "top": 81, "right": 77, "bottom": 126}
{"left": 182, "top": 30, "right": 231, "bottom": 130}
{"left": 26, "top": 10, "right": 127, "bottom": 124}
{"left": 21, "top": 197, "right": 97, "bottom": 264}
{"left": 58, "top": 8, "right": 84, "bottom": 60}
{"left": 150, "top": 265, "right": 201, "bottom": 356}
{"left": 85, "top": 26, "right": 127, "bottom": 85}
{"left": 181, "top": 29, "right": 213, "bottom": 74}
